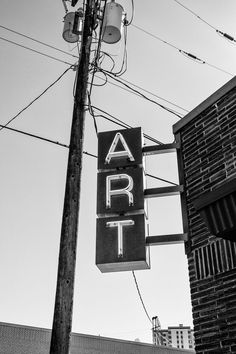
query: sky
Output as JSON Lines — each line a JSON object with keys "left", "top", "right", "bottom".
{"left": 0, "top": 0, "right": 236, "bottom": 345}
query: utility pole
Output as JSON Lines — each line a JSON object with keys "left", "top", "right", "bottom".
{"left": 49, "top": 1, "right": 96, "bottom": 353}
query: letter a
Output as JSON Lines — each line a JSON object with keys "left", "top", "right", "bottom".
{"left": 105, "top": 133, "right": 134, "bottom": 164}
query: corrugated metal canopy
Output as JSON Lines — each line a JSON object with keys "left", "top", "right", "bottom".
{"left": 194, "top": 178, "right": 236, "bottom": 242}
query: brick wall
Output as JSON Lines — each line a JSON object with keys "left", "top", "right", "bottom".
{"left": 0, "top": 322, "right": 195, "bottom": 354}
{"left": 173, "top": 77, "right": 236, "bottom": 353}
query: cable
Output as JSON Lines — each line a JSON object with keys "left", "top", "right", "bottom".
{"left": 91, "top": 74, "right": 186, "bottom": 117}
{"left": 0, "top": 123, "right": 97, "bottom": 158}
{"left": 109, "top": 76, "right": 189, "bottom": 113}
{"left": 173, "top": 0, "right": 236, "bottom": 44}
{"left": 90, "top": 105, "right": 164, "bottom": 144}
{"left": 124, "top": 0, "right": 134, "bottom": 26}
{"left": 0, "top": 30, "right": 188, "bottom": 115}
{"left": 0, "top": 65, "right": 73, "bottom": 131}
{"left": 113, "top": 24, "right": 128, "bottom": 76}
{"left": 87, "top": 90, "right": 98, "bottom": 136}
{"left": 89, "top": 0, "right": 107, "bottom": 95}
{"left": 96, "top": 68, "right": 184, "bottom": 118}
{"left": 146, "top": 173, "right": 178, "bottom": 187}
{"left": 131, "top": 23, "right": 234, "bottom": 77}
{"left": 0, "top": 35, "right": 74, "bottom": 66}
{"left": 0, "top": 124, "right": 69, "bottom": 148}
{"left": 0, "top": 24, "right": 79, "bottom": 59}
{"left": 132, "top": 271, "right": 152, "bottom": 325}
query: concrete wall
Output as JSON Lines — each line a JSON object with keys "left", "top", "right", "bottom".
{"left": 173, "top": 77, "right": 236, "bottom": 353}
{"left": 0, "top": 322, "right": 195, "bottom": 354}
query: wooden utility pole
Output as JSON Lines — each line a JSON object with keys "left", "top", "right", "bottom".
{"left": 49, "top": 1, "right": 96, "bottom": 353}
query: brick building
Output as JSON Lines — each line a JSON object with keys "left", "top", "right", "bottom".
{"left": 173, "top": 76, "right": 236, "bottom": 353}
{"left": 0, "top": 322, "right": 195, "bottom": 354}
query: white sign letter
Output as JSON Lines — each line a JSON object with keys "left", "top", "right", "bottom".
{"left": 106, "top": 174, "right": 134, "bottom": 208}
{"left": 106, "top": 220, "right": 135, "bottom": 257}
{"left": 105, "top": 133, "right": 135, "bottom": 164}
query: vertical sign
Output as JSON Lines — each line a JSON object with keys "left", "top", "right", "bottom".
{"left": 96, "top": 127, "right": 150, "bottom": 272}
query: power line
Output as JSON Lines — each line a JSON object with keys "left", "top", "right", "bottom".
{"left": 146, "top": 173, "right": 178, "bottom": 187}
{"left": 0, "top": 24, "right": 80, "bottom": 59}
{"left": 113, "top": 76, "right": 189, "bottom": 113}
{"left": 131, "top": 23, "right": 234, "bottom": 77}
{"left": 96, "top": 68, "right": 184, "bottom": 119}
{"left": 90, "top": 105, "right": 164, "bottom": 144}
{"left": 0, "top": 123, "right": 97, "bottom": 158}
{"left": 132, "top": 271, "right": 152, "bottom": 325}
{"left": 0, "top": 29, "right": 189, "bottom": 116}
{"left": 172, "top": 0, "right": 236, "bottom": 43}
{"left": 0, "top": 35, "right": 74, "bottom": 66}
{"left": 93, "top": 74, "right": 188, "bottom": 114}
{"left": 0, "top": 65, "right": 73, "bottom": 131}
{"left": 0, "top": 124, "right": 69, "bottom": 148}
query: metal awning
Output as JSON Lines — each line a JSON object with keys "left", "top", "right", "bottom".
{"left": 194, "top": 178, "right": 236, "bottom": 242}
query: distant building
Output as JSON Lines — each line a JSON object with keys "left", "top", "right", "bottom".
{"left": 0, "top": 321, "right": 195, "bottom": 354}
{"left": 160, "top": 324, "right": 195, "bottom": 350}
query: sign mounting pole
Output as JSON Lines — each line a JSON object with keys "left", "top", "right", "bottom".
{"left": 49, "top": 1, "right": 95, "bottom": 353}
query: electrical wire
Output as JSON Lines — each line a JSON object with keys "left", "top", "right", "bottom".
{"left": 90, "top": 105, "right": 164, "bottom": 144}
{"left": 88, "top": 0, "right": 107, "bottom": 95}
{"left": 125, "top": 0, "right": 134, "bottom": 26}
{"left": 146, "top": 173, "right": 178, "bottom": 187}
{"left": 91, "top": 74, "right": 186, "bottom": 117}
{"left": 132, "top": 271, "right": 152, "bottom": 325}
{"left": 87, "top": 90, "right": 98, "bottom": 136}
{"left": 0, "top": 123, "right": 97, "bottom": 158}
{"left": 173, "top": 0, "right": 236, "bottom": 43}
{"left": 0, "top": 30, "right": 191, "bottom": 115}
{"left": 0, "top": 24, "right": 79, "bottom": 59}
{"left": 112, "top": 24, "right": 128, "bottom": 76}
{"left": 0, "top": 35, "right": 74, "bottom": 66}
{"left": 108, "top": 76, "right": 188, "bottom": 113}
{"left": 0, "top": 65, "right": 74, "bottom": 131}
{"left": 96, "top": 68, "right": 184, "bottom": 118}
{"left": 131, "top": 23, "right": 234, "bottom": 77}
{"left": 0, "top": 124, "right": 69, "bottom": 148}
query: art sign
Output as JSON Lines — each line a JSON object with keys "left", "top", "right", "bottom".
{"left": 96, "top": 127, "right": 150, "bottom": 272}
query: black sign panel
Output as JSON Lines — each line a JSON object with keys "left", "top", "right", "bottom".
{"left": 98, "top": 127, "right": 143, "bottom": 170}
{"left": 96, "top": 214, "right": 149, "bottom": 272}
{"left": 97, "top": 167, "right": 144, "bottom": 216}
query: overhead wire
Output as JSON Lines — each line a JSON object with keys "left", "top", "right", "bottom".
{"left": 90, "top": 105, "right": 165, "bottom": 145}
{"left": 88, "top": 0, "right": 107, "bottom": 95}
{"left": 111, "top": 24, "right": 128, "bottom": 76}
{"left": 0, "top": 35, "right": 75, "bottom": 66}
{"left": 0, "top": 124, "right": 69, "bottom": 149}
{"left": 0, "top": 123, "right": 97, "bottom": 157}
{"left": 146, "top": 173, "right": 178, "bottom": 187}
{"left": 0, "top": 28, "right": 194, "bottom": 116}
{"left": 95, "top": 67, "right": 184, "bottom": 118}
{"left": 124, "top": 0, "right": 134, "bottom": 26}
{"left": 87, "top": 91, "right": 98, "bottom": 136}
{"left": 0, "top": 24, "right": 79, "bottom": 59}
{"left": 172, "top": 0, "right": 236, "bottom": 43}
{"left": 0, "top": 65, "right": 74, "bottom": 131}
{"left": 131, "top": 23, "right": 234, "bottom": 77}
{"left": 132, "top": 271, "right": 152, "bottom": 325}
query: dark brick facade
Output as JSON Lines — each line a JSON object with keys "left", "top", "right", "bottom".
{"left": 0, "top": 322, "right": 195, "bottom": 354}
{"left": 173, "top": 77, "right": 236, "bottom": 353}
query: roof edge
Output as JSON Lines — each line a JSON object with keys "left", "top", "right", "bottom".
{"left": 173, "top": 76, "right": 236, "bottom": 134}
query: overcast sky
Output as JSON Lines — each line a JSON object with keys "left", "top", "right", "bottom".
{"left": 0, "top": 0, "right": 236, "bottom": 344}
